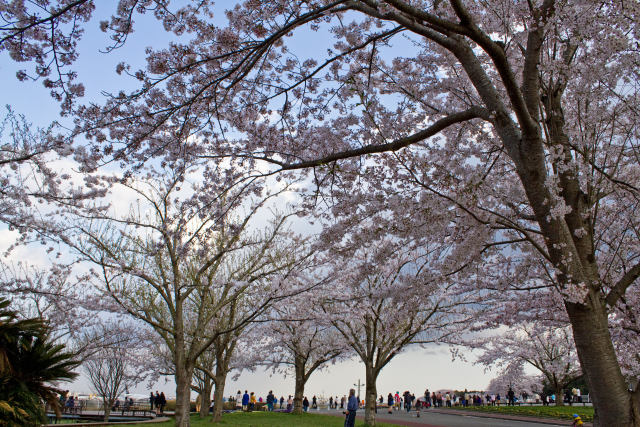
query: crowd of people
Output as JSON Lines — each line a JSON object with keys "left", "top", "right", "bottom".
{"left": 229, "top": 390, "right": 349, "bottom": 413}
{"left": 230, "top": 390, "right": 290, "bottom": 412}
{"left": 149, "top": 391, "right": 167, "bottom": 414}
{"left": 56, "top": 384, "right": 575, "bottom": 421}
{"left": 221, "top": 386, "right": 527, "bottom": 414}
{"left": 56, "top": 389, "right": 168, "bottom": 415}
{"left": 58, "top": 391, "right": 79, "bottom": 414}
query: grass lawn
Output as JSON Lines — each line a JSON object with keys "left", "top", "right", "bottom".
{"left": 451, "top": 404, "right": 594, "bottom": 421}
{"left": 129, "top": 412, "right": 403, "bottom": 426}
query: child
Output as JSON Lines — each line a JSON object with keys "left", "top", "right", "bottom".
{"left": 572, "top": 414, "right": 583, "bottom": 426}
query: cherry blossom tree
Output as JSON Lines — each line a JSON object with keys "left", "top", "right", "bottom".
{"left": 322, "top": 239, "right": 474, "bottom": 426}
{"left": 53, "top": 161, "right": 313, "bottom": 427}
{"left": 263, "top": 293, "right": 346, "bottom": 415}
{"left": 79, "top": 322, "right": 148, "bottom": 421}
{"left": 485, "top": 363, "right": 540, "bottom": 401}
{"left": 477, "top": 324, "right": 581, "bottom": 406}
{"left": 2, "top": 1, "right": 640, "bottom": 425}
{"left": 193, "top": 296, "right": 266, "bottom": 422}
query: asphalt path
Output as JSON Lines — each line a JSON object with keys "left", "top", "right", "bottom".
{"left": 317, "top": 408, "right": 570, "bottom": 427}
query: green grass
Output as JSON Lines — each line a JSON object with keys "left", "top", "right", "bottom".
{"left": 127, "top": 412, "right": 403, "bottom": 426}
{"left": 451, "top": 404, "right": 594, "bottom": 421}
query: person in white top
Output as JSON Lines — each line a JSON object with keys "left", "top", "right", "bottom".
{"left": 235, "top": 391, "right": 242, "bottom": 409}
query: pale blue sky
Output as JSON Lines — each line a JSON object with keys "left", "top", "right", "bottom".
{"left": 1, "top": 1, "right": 498, "bottom": 401}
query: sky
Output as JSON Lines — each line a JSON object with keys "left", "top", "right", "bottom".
{"left": 69, "top": 345, "right": 497, "bottom": 401}
{"left": 0, "top": 1, "right": 503, "bottom": 402}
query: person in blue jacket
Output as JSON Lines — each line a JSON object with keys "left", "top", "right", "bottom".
{"left": 344, "top": 388, "right": 359, "bottom": 427}
{"left": 242, "top": 390, "right": 249, "bottom": 411}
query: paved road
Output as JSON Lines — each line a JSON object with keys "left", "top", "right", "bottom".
{"left": 317, "top": 409, "right": 571, "bottom": 427}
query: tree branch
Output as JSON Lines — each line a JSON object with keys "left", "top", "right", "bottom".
{"left": 605, "top": 261, "right": 640, "bottom": 307}
{"left": 258, "top": 107, "right": 489, "bottom": 170}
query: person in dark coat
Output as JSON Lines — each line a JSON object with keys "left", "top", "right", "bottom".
{"left": 154, "top": 392, "right": 161, "bottom": 414}
{"left": 266, "top": 391, "right": 275, "bottom": 411}
{"left": 344, "top": 389, "right": 359, "bottom": 427}
{"left": 159, "top": 392, "right": 166, "bottom": 414}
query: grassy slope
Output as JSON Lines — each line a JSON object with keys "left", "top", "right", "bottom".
{"left": 450, "top": 405, "right": 594, "bottom": 421}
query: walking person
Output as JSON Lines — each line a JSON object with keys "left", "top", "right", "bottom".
{"left": 344, "top": 388, "right": 359, "bottom": 427}
{"left": 303, "top": 396, "right": 309, "bottom": 412}
{"left": 387, "top": 393, "right": 394, "bottom": 414}
{"left": 507, "top": 387, "right": 515, "bottom": 406}
{"left": 280, "top": 396, "right": 284, "bottom": 409}
{"left": 267, "top": 390, "right": 275, "bottom": 411}
{"left": 403, "top": 391, "right": 412, "bottom": 412}
{"left": 149, "top": 392, "right": 154, "bottom": 411}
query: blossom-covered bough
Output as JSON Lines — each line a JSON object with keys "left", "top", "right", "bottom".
{"left": 1, "top": 1, "right": 639, "bottom": 425}
{"left": 0, "top": 108, "right": 103, "bottom": 246}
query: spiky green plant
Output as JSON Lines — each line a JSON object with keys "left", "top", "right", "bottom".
{"left": 0, "top": 298, "right": 78, "bottom": 425}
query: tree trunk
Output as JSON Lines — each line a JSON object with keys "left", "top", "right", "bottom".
{"left": 175, "top": 364, "right": 194, "bottom": 427}
{"left": 199, "top": 377, "right": 213, "bottom": 418}
{"left": 364, "top": 364, "right": 377, "bottom": 427}
{"left": 293, "top": 356, "right": 306, "bottom": 415}
{"left": 565, "top": 295, "right": 639, "bottom": 426}
{"left": 511, "top": 130, "right": 640, "bottom": 425}
{"left": 211, "top": 370, "right": 227, "bottom": 422}
{"left": 554, "top": 384, "right": 564, "bottom": 407}
{"left": 102, "top": 399, "right": 111, "bottom": 422}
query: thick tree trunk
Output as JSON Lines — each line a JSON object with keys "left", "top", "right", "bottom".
{"left": 198, "top": 377, "right": 212, "bottom": 418}
{"left": 510, "top": 128, "right": 640, "bottom": 425}
{"left": 554, "top": 385, "right": 564, "bottom": 407}
{"left": 565, "top": 294, "right": 639, "bottom": 426}
{"left": 211, "top": 370, "right": 227, "bottom": 422}
{"left": 102, "top": 399, "right": 111, "bottom": 422}
{"left": 293, "top": 356, "right": 306, "bottom": 415}
{"left": 632, "top": 384, "right": 640, "bottom": 425}
{"left": 175, "top": 364, "right": 194, "bottom": 427}
{"left": 364, "top": 364, "right": 377, "bottom": 427}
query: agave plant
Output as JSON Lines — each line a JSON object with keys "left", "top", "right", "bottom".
{"left": 0, "top": 298, "right": 78, "bottom": 425}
